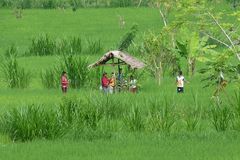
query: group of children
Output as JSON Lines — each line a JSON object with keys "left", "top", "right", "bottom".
{"left": 101, "top": 70, "right": 137, "bottom": 94}
{"left": 60, "top": 70, "right": 187, "bottom": 94}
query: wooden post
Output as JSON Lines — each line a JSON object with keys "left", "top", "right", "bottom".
{"left": 118, "top": 59, "right": 121, "bottom": 92}
{"left": 118, "top": 59, "right": 121, "bottom": 76}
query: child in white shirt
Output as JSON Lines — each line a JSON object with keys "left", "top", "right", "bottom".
{"left": 176, "top": 71, "right": 185, "bottom": 93}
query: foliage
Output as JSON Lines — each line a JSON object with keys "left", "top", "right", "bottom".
{"left": 0, "top": 104, "right": 65, "bottom": 141}
{"left": 211, "top": 102, "right": 232, "bottom": 132}
{"left": 85, "top": 38, "right": 103, "bottom": 55}
{"left": 40, "top": 66, "right": 61, "bottom": 88}
{"left": 56, "top": 36, "right": 83, "bottom": 55}
{"left": 2, "top": 45, "right": 31, "bottom": 88}
{"left": 146, "top": 99, "right": 177, "bottom": 133}
{"left": 41, "top": 55, "right": 90, "bottom": 89}
{"left": 27, "top": 34, "right": 56, "bottom": 56}
{"left": 0, "top": 0, "right": 151, "bottom": 8}
{"left": 118, "top": 24, "right": 138, "bottom": 51}
{"left": 124, "top": 106, "right": 144, "bottom": 131}
{"left": 142, "top": 31, "right": 179, "bottom": 85}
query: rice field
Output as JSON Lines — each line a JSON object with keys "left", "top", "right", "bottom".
{"left": 0, "top": 4, "right": 240, "bottom": 160}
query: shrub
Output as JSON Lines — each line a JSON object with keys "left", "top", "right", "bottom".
{"left": 60, "top": 55, "right": 90, "bottom": 88}
{"left": 41, "top": 55, "right": 89, "bottom": 89}
{"left": 124, "top": 106, "right": 144, "bottom": 131}
{"left": 56, "top": 36, "right": 82, "bottom": 55}
{"left": 0, "top": 104, "right": 65, "bottom": 141}
{"left": 40, "top": 66, "right": 60, "bottom": 88}
{"left": 27, "top": 34, "right": 56, "bottom": 56}
{"left": 85, "top": 38, "right": 103, "bottom": 55}
{"left": 211, "top": 103, "right": 232, "bottom": 132}
{"left": 183, "top": 107, "right": 201, "bottom": 132}
{"left": 118, "top": 24, "right": 138, "bottom": 51}
{"left": 146, "top": 99, "right": 177, "bottom": 133}
{"left": 2, "top": 45, "right": 31, "bottom": 88}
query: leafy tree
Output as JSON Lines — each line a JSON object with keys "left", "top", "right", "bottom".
{"left": 118, "top": 24, "right": 138, "bottom": 51}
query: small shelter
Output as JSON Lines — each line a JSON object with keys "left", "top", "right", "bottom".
{"left": 88, "top": 50, "right": 145, "bottom": 71}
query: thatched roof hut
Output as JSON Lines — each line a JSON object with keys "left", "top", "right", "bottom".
{"left": 88, "top": 50, "right": 145, "bottom": 69}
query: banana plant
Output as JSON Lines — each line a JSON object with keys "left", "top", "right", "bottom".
{"left": 176, "top": 28, "right": 216, "bottom": 76}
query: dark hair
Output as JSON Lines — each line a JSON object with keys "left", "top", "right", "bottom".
{"left": 179, "top": 71, "right": 183, "bottom": 75}
{"left": 62, "top": 71, "right": 66, "bottom": 76}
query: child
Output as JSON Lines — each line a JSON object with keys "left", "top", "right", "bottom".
{"left": 101, "top": 72, "right": 109, "bottom": 94}
{"left": 61, "top": 71, "right": 69, "bottom": 93}
{"left": 109, "top": 72, "right": 116, "bottom": 94}
{"left": 176, "top": 71, "right": 186, "bottom": 93}
{"left": 129, "top": 75, "right": 137, "bottom": 93}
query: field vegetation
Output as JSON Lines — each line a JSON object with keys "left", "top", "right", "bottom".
{"left": 0, "top": 0, "right": 240, "bottom": 159}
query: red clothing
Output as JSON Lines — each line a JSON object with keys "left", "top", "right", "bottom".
{"left": 101, "top": 76, "right": 109, "bottom": 87}
{"left": 61, "top": 76, "right": 69, "bottom": 88}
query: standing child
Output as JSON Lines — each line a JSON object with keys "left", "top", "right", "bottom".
{"left": 101, "top": 72, "right": 109, "bottom": 94}
{"left": 61, "top": 71, "right": 69, "bottom": 93}
{"left": 129, "top": 75, "right": 137, "bottom": 93}
{"left": 176, "top": 71, "right": 186, "bottom": 93}
{"left": 109, "top": 72, "right": 116, "bottom": 94}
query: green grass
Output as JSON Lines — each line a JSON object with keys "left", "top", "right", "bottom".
{"left": 1, "top": 133, "right": 240, "bottom": 160}
{"left": 0, "top": 8, "right": 162, "bottom": 54}
{"left": 0, "top": 5, "right": 240, "bottom": 159}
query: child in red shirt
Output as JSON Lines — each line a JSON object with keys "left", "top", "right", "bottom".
{"left": 101, "top": 72, "right": 109, "bottom": 93}
{"left": 61, "top": 71, "right": 69, "bottom": 93}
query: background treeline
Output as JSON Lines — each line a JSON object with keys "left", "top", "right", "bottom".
{"left": 0, "top": 0, "right": 239, "bottom": 9}
{"left": 0, "top": 0, "right": 150, "bottom": 9}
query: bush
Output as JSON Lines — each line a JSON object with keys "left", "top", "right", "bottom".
{"left": 56, "top": 36, "right": 82, "bottom": 55}
{"left": 146, "top": 99, "right": 177, "bottom": 133}
{"left": 118, "top": 24, "right": 138, "bottom": 51}
{"left": 41, "top": 55, "right": 90, "bottom": 88}
{"left": 211, "top": 103, "right": 232, "bottom": 132}
{"left": 124, "top": 106, "right": 144, "bottom": 131}
{"left": 85, "top": 38, "right": 103, "bottom": 55}
{"left": 27, "top": 34, "right": 56, "bottom": 56}
{"left": 40, "top": 66, "right": 61, "bottom": 88}
{"left": 2, "top": 45, "right": 31, "bottom": 88}
{"left": 0, "top": 104, "right": 65, "bottom": 141}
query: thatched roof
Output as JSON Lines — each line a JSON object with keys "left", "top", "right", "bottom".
{"left": 88, "top": 50, "right": 145, "bottom": 69}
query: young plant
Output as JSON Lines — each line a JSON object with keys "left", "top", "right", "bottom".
{"left": 27, "top": 34, "right": 56, "bottom": 56}
{"left": 2, "top": 45, "right": 31, "bottom": 88}
{"left": 211, "top": 102, "right": 232, "bottom": 132}
{"left": 124, "top": 106, "right": 144, "bottom": 132}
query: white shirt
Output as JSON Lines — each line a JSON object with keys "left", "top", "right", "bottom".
{"left": 130, "top": 79, "right": 137, "bottom": 88}
{"left": 177, "top": 76, "right": 184, "bottom": 88}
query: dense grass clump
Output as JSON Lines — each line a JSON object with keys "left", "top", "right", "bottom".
{"left": 27, "top": 34, "right": 56, "bottom": 56}
{"left": 0, "top": 91, "right": 239, "bottom": 142}
{"left": 2, "top": 45, "right": 31, "bottom": 88}
{"left": 0, "top": 104, "right": 65, "bottom": 141}
{"left": 41, "top": 55, "right": 89, "bottom": 89}
{"left": 26, "top": 34, "right": 103, "bottom": 56}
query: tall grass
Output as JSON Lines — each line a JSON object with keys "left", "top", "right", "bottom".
{"left": 124, "top": 106, "right": 144, "bottom": 131}
{"left": 1, "top": 91, "right": 240, "bottom": 142}
{"left": 146, "top": 99, "right": 177, "bottom": 133}
{"left": 41, "top": 55, "right": 89, "bottom": 88}
{"left": 26, "top": 34, "right": 101, "bottom": 56}
{"left": 211, "top": 103, "right": 232, "bottom": 132}
{"left": 27, "top": 34, "right": 56, "bottom": 56}
{"left": 2, "top": 45, "right": 31, "bottom": 88}
{"left": 85, "top": 38, "right": 103, "bottom": 55}
{"left": 56, "top": 36, "right": 82, "bottom": 55}
{"left": 40, "top": 66, "right": 61, "bottom": 88}
{"left": 0, "top": 104, "right": 65, "bottom": 141}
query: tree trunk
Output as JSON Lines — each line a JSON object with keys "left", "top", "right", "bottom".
{"left": 188, "top": 58, "right": 196, "bottom": 76}
{"left": 137, "top": 0, "right": 142, "bottom": 8}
